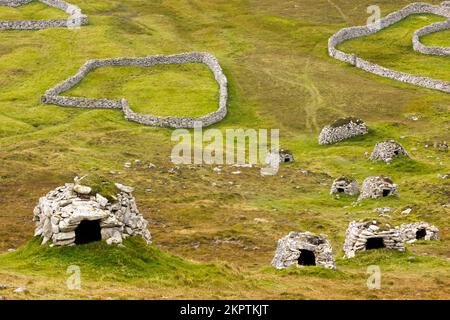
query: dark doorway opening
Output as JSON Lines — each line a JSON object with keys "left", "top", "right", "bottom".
{"left": 298, "top": 250, "right": 316, "bottom": 266}
{"left": 382, "top": 189, "right": 391, "bottom": 197}
{"left": 416, "top": 228, "right": 426, "bottom": 240}
{"left": 75, "top": 220, "right": 101, "bottom": 245}
{"left": 366, "top": 237, "right": 385, "bottom": 250}
{"left": 337, "top": 188, "right": 345, "bottom": 193}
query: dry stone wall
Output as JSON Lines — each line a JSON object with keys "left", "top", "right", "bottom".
{"left": 42, "top": 52, "right": 229, "bottom": 129}
{"left": 0, "top": 0, "right": 88, "bottom": 30}
{"left": 328, "top": 2, "right": 450, "bottom": 93}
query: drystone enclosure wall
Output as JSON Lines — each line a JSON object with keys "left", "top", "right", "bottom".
{"left": 0, "top": 0, "right": 88, "bottom": 30}
{"left": 42, "top": 52, "right": 228, "bottom": 129}
{"left": 328, "top": 2, "right": 450, "bottom": 93}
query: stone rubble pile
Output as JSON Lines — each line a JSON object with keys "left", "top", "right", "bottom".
{"left": 272, "top": 231, "right": 336, "bottom": 270}
{"left": 33, "top": 179, "right": 152, "bottom": 246}
{"left": 319, "top": 117, "right": 368, "bottom": 145}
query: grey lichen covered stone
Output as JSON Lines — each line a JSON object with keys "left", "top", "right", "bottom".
{"left": 359, "top": 175, "right": 398, "bottom": 200}
{"left": 398, "top": 222, "right": 439, "bottom": 243}
{"left": 272, "top": 231, "right": 336, "bottom": 270}
{"left": 330, "top": 176, "right": 359, "bottom": 196}
{"left": 370, "top": 140, "right": 409, "bottom": 163}
{"left": 33, "top": 179, "right": 152, "bottom": 247}
{"left": 343, "top": 221, "right": 405, "bottom": 258}
{"left": 318, "top": 117, "right": 368, "bottom": 145}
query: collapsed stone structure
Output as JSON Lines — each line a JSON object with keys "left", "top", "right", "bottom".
{"left": 328, "top": 2, "right": 450, "bottom": 93}
{"left": 41, "top": 52, "right": 228, "bottom": 129}
{"left": 33, "top": 179, "right": 152, "bottom": 247}
{"left": 399, "top": 222, "right": 439, "bottom": 243}
{"left": 330, "top": 176, "right": 359, "bottom": 196}
{"left": 318, "top": 117, "right": 368, "bottom": 145}
{"left": 370, "top": 140, "right": 409, "bottom": 163}
{"left": 272, "top": 231, "right": 336, "bottom": 270}
{"left": 0, "top": 0, "right": 88, "bottom": 30}
{"left": 359, "top": 175, "right": 398, "bottom": 200}
{"left": 343, "top": 221, "right": 404, "bottom": 258}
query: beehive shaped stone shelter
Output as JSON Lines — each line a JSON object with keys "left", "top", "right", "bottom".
{"left": 318, "top": 117, "right": 368, "bottom": 145}
{"left": 33, "top": 179, "right": 152, "bottom": 246}
{"left": 370, "top": 140, "right": 409, "bottom": 163}
{"left": 399, "top": 222, "right": 439, "bottom": 243}
{"left": 0, "top": 0, "right": 88, "bottom": 30}
{"left": 343, "top": 221, "right": 404, "bottom": 258}
{"left": 359, "top": 175, "right": 398, "bottom": 200}
{"left": 330, "top": 176, "right": 359, "bottom": 196}
{"left": 272, "top": 232, "right": 336, "bottom": 270}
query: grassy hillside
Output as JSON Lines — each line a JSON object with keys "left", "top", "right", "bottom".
{"left": 0, "top": 0, "right": 449, "bottom": 299}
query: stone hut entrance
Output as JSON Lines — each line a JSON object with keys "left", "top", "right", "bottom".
{"left": 75, "top": 220, "right": 102, "bottom": 245}
{"left": 416, "top": 228, "right": 427, "bottom": 240}
{"left": 366, "top": 237, "right": 385, "bottom": 250}
{"left": 298, "top": 250, "right": 316, "bottom": 266}
{"left": 272, "top": 231, "right": 336, "bottom": 270}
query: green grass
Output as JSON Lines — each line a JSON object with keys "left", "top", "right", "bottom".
{"left": 66, "top": 64, "right": 219, "bottom": 118}
{"left": 0, "top": 237, "right": 235, "bottom": 285}
{"left": 0, "top": 0, "right": 448, "bottom": 299}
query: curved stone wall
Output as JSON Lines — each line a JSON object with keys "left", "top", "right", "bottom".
{"left": 41, "top": 52, "right": 228, "bottom": 129}
{"left": 328, "top": 2, "right": 450, "bottom": 93}
{"left": 413, "top": 19, "right": 450, "bottom": 56}
{"left": 0, "top": 0, "right": 88, "bottom": 30}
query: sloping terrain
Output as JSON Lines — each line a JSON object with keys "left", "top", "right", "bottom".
{"left": 0, "top": 0, "right": 448, "bottom": 299}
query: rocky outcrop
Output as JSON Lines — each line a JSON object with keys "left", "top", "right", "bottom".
{"left": 370, "top": 140, "right": 409, "bottom": 163}
{"left": 318, "top": 117, "right": 368, "bottom": 145}
{"left": 359, "top": 175, "right": 398, "bottom": 200}
{"left": 33, "top": 179, "right": 152, "bottom": 247}
{"left": 343, "top": 221, "right": 404, "bottom": 258}
{"left": 0, "top": 0, "right": 88, "bottom": 30}
{"left": 41, "top": 52, "right": 228, "bottom": 129}
{"left": 330, "top": 176, "right": 359, "bottom": 196}
{"left": 272, "top": 231, "right": 336, "bottom": 270}
{"left": 328, "top": 2, "right": 450, "bottom": 94}
{"left": 399, "top": 222, "right": 439, "bottom": 243}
